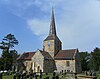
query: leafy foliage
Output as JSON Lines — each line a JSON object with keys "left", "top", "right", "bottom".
{"left": 79, "top": 52, "right": 89, "bottom": 71}
{"left": 0, "top": 34, "right": 19, "bottom": 70}
{"left": 89, "top": 48, "right": 100, "bottom": 70}
{"left": 80, "top": 47, "right": 100, "bottom": 71}
{"left": 0, "top": 33, "right": 18, "bottom": 50}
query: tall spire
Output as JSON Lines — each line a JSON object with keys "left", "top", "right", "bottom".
{"left": 49, "top": 8, "right": 56, "bottom": 36}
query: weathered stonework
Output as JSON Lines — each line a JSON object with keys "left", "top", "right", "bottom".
{"left": 43, "top": 40, "right": 55, "bottom": 58}
{"left": 24, "top": 60, "right": 32, "bottom": 72}
{"left": 55, "top": 60, "right": 75, "bottom": 72}
{"left": 17, "top": 9, "right": 82, "bottom": 73}
{"left": 32, "top": 50, "right": 44, "bottom": 72}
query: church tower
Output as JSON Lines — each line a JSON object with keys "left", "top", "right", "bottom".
{"left": 43, "top": 9, "right": 62, "bottom": 58}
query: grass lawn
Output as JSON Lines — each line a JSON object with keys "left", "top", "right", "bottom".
{"left": 3, "top": 75, "right": 13, "bottom": 79}
{"left": 97, "top": 74, "right": 100, "bottom": 79}
{"left": 3, "top": 73, "right": 66, "bottom": 79}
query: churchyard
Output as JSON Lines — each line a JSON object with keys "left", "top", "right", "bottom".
{"left": 0, "top": 70, "right": 100, "bottom": 79}
{"left": 1, "top": 72, "right": 67, "bottom": 79}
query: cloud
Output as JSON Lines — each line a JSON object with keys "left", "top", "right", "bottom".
{"left": 27, "top": 0, "right": 100, "bottom": 52}
{"left": 1, "top": 0, "right": 100, "bottom": 52}
{"left": 27, "top": 19, "right": 49, "bottom": 36}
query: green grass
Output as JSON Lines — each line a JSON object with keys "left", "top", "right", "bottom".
{"left": 3, "top": 75, "right": 13, "bottom": 79}
{"left": 97, "top": 74, "right": 100, "bottom": 79}
{"left": 3, "top": 73, "right": 66, "bottom": 79}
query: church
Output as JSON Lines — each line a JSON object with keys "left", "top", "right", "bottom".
{"left": 17, "top": 9, "right": 81, "bottom": 73}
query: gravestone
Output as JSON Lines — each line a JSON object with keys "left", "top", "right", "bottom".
{"left": 40, "top": 70, "right": 42, "bottom": 79}
{"left": 33, "top": 73, "right": 37, "bottom": 79}
{"left": 46, "top": 73, "right": 48, "bottom": 75}
{"left": 40, "top": 70, "right": 42, "bottom": 75}
{"left": 13, "top": 75, "right": 16, "bottom": 79}
{"left": 85, "top": 71, "right": 88, "bottom": 76}
{"left": 52, "top": 76, "right": 55, "bottom": 79}
{"left": 30, "top": 75, "right": 32, "bottom": 79}
{"left": 55, "top": 76, "right": 59, "bottom": 79}
{"left": 64, "top": 70, "right": 66, "bottom": 75}
{"left": 75, "top": 72, "right": 77, "bottom": 79}
{"left": 40, "top": 74, "right": 42, "bottom": 79}
{"left": 26, "top": 75, "right": 29, "bottom": 78}
{"left": 46, "top": 77, "right": 49, "bottom": 79}
{"left": 0, "top": 73, "right": 2, "bottom": 79}
{"left": 61, "top": 70, "right": 63, "bottom": 74}
{"left": 29, "top": 69, "right": 33, "bottom": 76}
{"left": 17, "top": 73, "right": 21, "bottom": 79}
{"left": 21, "top": 72, "right": 26, "bottom": 79}
{"left": 90, "top": 72, "right": 92, "bottom": 76}
{"left": 29, "top": 71, "right": 33, "bottom": 79}
{"left": 92, "top": 72, "right": 96, "bottom": 76}
{"left": 35, "top": 75, "right": 37, "bottom": 79}
{"left": 53, "top": 72, "right": 56, "bottom": 77}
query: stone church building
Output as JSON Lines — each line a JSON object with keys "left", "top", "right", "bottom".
{"left": 17, "top": 9, "right": 81, "bottom": 73}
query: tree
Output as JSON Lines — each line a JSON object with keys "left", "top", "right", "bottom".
{"left": 0, "top": 58, "right": 4, "bottom": 70}
{"left": 88, "top": 47, "right": 100, "bottom": 71}
{"left": 0, "top": 33, "right": 18, "bottom": 51}
{"left": 80, "top": 47, "right": 100, "bottom": 71}
{"left": 0, "top": 33, "right": 19, "bottom": 70}
{"left": 79, "top": 52, "right": 89, "bottom": 71}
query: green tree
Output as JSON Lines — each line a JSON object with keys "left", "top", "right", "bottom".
{"left": 79, "top": 52, "right": 89, "bottom": 71}
{"left": 0, "top": 33, "right": 19, "bottom": 70}
{"left": 0, "top": 58, "right": 4, "bottom": 70}
{"left": 0, "top": 33, "right": 18, "bottom": 51}
{"left": 88, "top": 47, "right": 100, "bottom": 71}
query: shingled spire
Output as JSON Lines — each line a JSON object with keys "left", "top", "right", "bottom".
{"left": 49, "top": 8, "right": 56, "bottom": 36}
{"left": 44, "top": 8, "right": 61, "bottom": 41}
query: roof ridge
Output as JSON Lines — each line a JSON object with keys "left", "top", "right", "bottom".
{"left": 60, "top": 49, "right": 77, "bottom": 51}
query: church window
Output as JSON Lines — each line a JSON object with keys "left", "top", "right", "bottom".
{"left": 66, "top": 61, "right": 70, "bottom": 67}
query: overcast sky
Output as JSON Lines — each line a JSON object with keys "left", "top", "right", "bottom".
{"left": 0, "top": 0, "right": 100, "bottom": 54}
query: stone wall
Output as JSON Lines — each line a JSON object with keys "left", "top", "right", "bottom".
{"left": 43, "top": 40, "right": 55, "bottom": 58}
{"left": 23, "top": 60, "right": 32, "bottom": 72}
{"left": 43, "top": 39, "right": 62, "bottom": 58}
{"left": 75, "top": 50, "right": 82, "bottom": 73}
{"left": 32, "top": 50, "right": 44, "bottom": 72}
{"left": 55, "top": 60, "right": 75, "bottom": 72}
{"left": 43, "top": 59, "right": 54, "bottom": 73}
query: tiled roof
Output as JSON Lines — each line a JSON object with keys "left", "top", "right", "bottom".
{"left": 17, "top": 52, "right": 35, "bottom": 60}
{"left": 55, "top": 49, "right": 77, "bottom": 60}
{"left": 44, "top": 35, "right": 61, "bottom": 42}
{"left": 39, "top": 50, "right": 53, "bottom": 59}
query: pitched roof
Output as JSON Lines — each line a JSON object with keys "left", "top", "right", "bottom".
{"left": 17, "top": 52, "right": 35, "bottom": 60}
{"left": 39, "top": 50, "right": 53, "bottom": 59}
{"left": 49, "top": 8, "right": 56, "bottom": 36}
{"left": 55, "top": 49, "right": 77, "bottom": 60}
{"left": 44, "top": 8, "right": 61, "bottom": 42}
{"left": 44, "top": 35, "right": 61, "bottom": 42}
